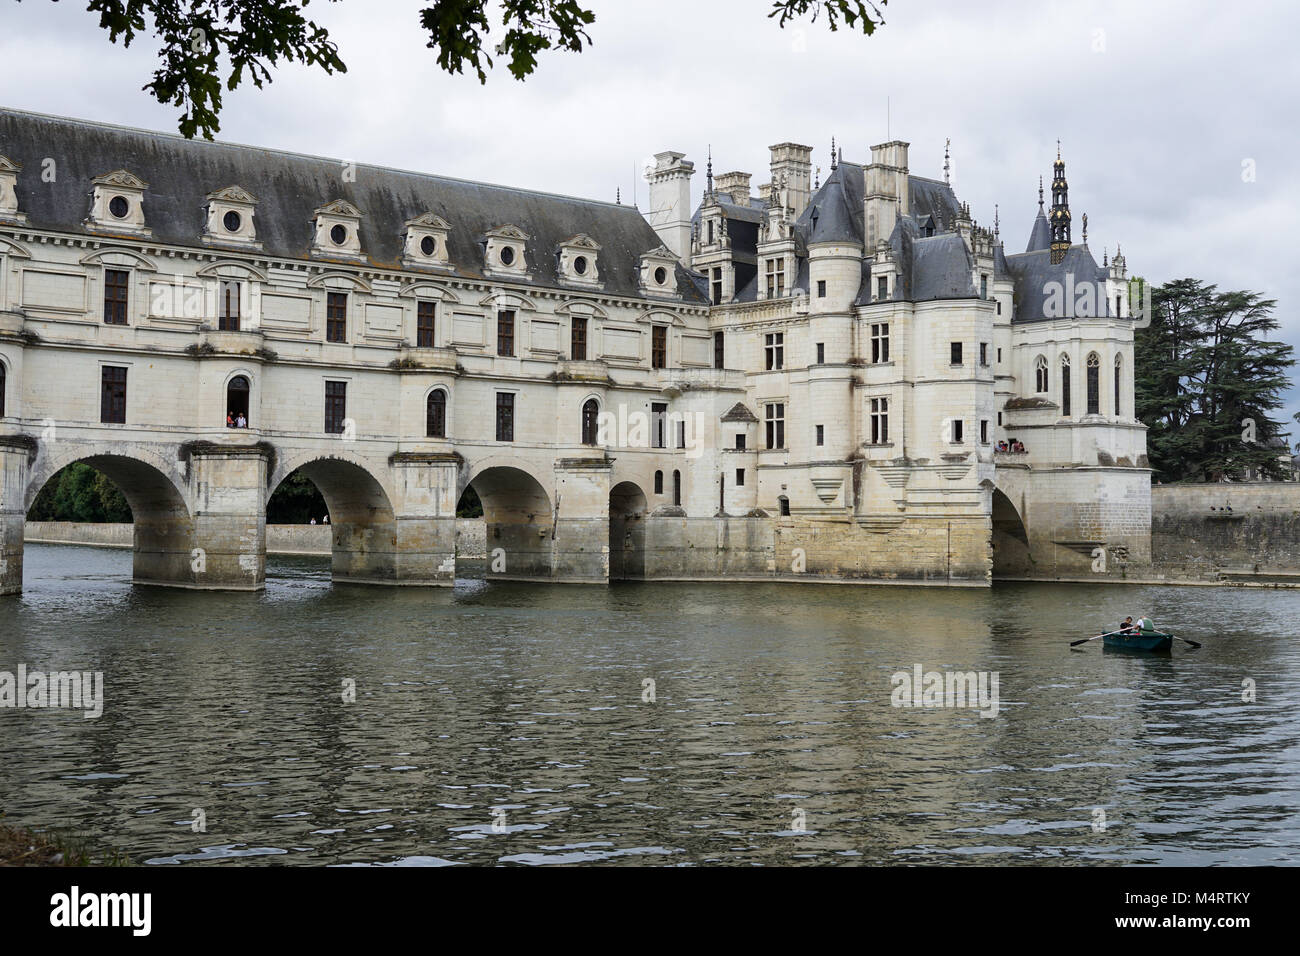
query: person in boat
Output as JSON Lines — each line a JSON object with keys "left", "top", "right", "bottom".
{"left": 1117, "top": 616, "right": 1136, "bottom": 635}
{"left": 1136, "top": 616, "right": 1156, "bottom": 633}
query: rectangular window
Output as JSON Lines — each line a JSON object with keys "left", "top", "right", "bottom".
{"left": 735, "top": 468, "right": 745, "bottom": 487}
{"left": 495, "top": 392, "right": 514, "bottom": 441}
{"left": 765, "top": 258, "right": 785, "bottom": 297}
{"left": 651, "top": 402, "right": 667, "bottom": 449}
{"left": 816, "top": 342, "right": 825, "bottom": 365}
{"left": 817, "top": 280, "right": 826, "bottom": 298}
{"left": 877, "top": 275, "right": 888, "bottom": 300}
{"left": 871, "top": 323, "right": 890, "bottom": 364}
{"left": 219, "top": 280, "right": 241, "bottom": 332}
{"left": 571, "top": 316, "right": 587, "bottom": 361}
{"left": 497, "top": 309, "right": 515, "bottom": 357}
{"left": 996, "top": 300, "right": 1002, "bottom": 316}
{"left": 765, "top": 403, "right": 785, "bottom": 449}
{"left": 980, "top": 342, "right": 989, "bottom": 366}
{"left": 326, "top": 292, "right": 347, "bottom": 343}
{"left": 997, "top": 347, "right": 1002, "bottom": 363}
{"left": 997, "top": 411, "right": 1003, "bottom": 426}
{"left": 869, "top": 397, "right": 889, "bottom": 445}
{"left": 950, "top": 342, "right": 963, "bottom": 366}
{"left": 713, "top": 330, "right": 725, "bottom": 369}
{"left": 324, "top": 381, "right": 347, "bottom": 434}
{"left": 104, "top": 269, "right": 129, "bottom": 325}
{"left": 764, "top": 332, "right": 784, "bottom": 371}
{"left": 816, "top": 424, "right": 824, "bottom": 446}
{"left": 952, "top": 419, "right": 964, "bottom": 443}
{"left": 735, "top": 433, "right": 746, "bottom": 450}
{"left": 980, "top": 419, "right": 989, "bottom": 444}
{"left": 652, "top": 325, "right": 667, "bottom": 369}
{"left": 1062, "top": 363, "right": 1072, "bottom": 416}
{"left": 676, "top": 419, "right": 686, "bottom": 449}
{"left": 980, "top": 274, "right": 989, "bottom": 299}
{"left": 711, "top": 268, "right": 723, "bottom": 305}
{"left": 100, "top": 366, "right": 127, "bottom": 423}
{"left": 417, "top": 300, "right": 436, "bottom": 348}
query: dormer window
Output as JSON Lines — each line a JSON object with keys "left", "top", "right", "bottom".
{"left": 557, "top": 234, "right": 601, "bottom": 287}
{"left": 638, "top": 246, "right": 680, "bottom": 298}
{"left": 87, "top": 169, "right": 150, "bottom": 236}
{"left": 204, "top": 186, "right": 260, "bottom": 249}
{"left": 483, "top": 225, "right": 529, "bottom": 278}
{"left": 0, "top": 155, "right": 25, "bottom": 224}
{"left": 402, "top": 212, "right": 451, "bottom": 271}
{"left": 311, "top": 199, "right": 364, "bottom": 261}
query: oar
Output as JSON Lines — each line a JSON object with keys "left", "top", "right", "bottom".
{"left": 1070, "top": 628, "right": 1128, "bottom": 647}
{"left": 1169, "top": 634, "right": 1203, "bottom": 649}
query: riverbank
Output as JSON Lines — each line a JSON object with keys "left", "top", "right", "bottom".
{"left": 0, "top": 822, "right": 130, "bottom": 867}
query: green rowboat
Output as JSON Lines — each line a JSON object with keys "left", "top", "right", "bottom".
{"left": 1103, "top": 630, "right": 1174, "bottom": 652}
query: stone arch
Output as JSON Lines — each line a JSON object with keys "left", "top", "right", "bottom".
{"left": 608, "top": 479, "right": 648, "bottom": 581}
{"left": 463, "top": 459, "right": 554, "bottom": 581}
{"left": 24, "top": 443, "right": 196, "bottom": 587}
{"left": 990, "top": 486, "right": 1031, "bottom": 577}
{"left": 267, "top": 451, "right": 398, "bottom": 584}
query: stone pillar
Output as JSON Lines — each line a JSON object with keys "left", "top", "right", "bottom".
{"left": 183, "top": 442, "right": 271, "bottom": 590}
{"left": 0, "top": 436, "right": 36, "bottom": 596}
{"left": 552, "top": 457, "right": 611, "bottom": 584}
{"left": 389, "top": 452, "right": 459, "bottom": 585}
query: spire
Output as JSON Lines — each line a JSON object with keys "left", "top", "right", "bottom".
{"left": 1081, "top": 212, "right": 1087, "bottom": 244}
{"left": 1049, "top": 143, "right": 1071, "bottom": 265}
{"left": 706, "top": 144, "right": 713, "bottom": 197}
{"left": 616, "top": 187, "right": 621, "bottom": 205}
{"left": 944, "top": 138, "right": 951, "bottom": 185}
{"left": 830, "top": 136, "right": 837, "bottom": 171}
{"left": 1037, "top": 176, "right": 1044, "bottom": 209}
{"left": 813, "top": 165, "right": 821, "bottom": 190}
{"left": 1103, "top": 247, "right": 1108, "bottom": 267}
{"left": 994, "top": 203, "right": 1000, "bottom": 240}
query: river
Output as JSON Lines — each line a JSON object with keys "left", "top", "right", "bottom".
{"left": 1, "top": 543, "right": 1297, "bottom": 865}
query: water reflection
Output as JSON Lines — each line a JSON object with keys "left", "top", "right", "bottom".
{"left": 1, "top": 544, "right": 1297, "bottom": 865}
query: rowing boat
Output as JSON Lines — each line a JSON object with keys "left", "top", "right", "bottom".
{"left": 1103, "top": 630, "right": 1174, "bottom": 652}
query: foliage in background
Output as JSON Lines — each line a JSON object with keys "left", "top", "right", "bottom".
{"left": 27, "top": 463, "right": 132, "bottom": 522}
{"left": 1135, "top": 278, "right": 1295, "bottom": 482}
{"left": 265, "top": 469, "right": 328, "bottom": 524}
{"left": 32, "top": 0, "right": 888, "bottom": 138}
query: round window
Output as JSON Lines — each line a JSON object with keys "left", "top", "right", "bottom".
{"left": 330, "top": 224, "right": 348, "bottom": 246}
{"left": 574, "top": 256, "right": 587, "bottom": 276}
{"left": 223, "top": 210, "right": 242, "bottom": 233}
{"left": 108, "top": 196, "right": 130, "bottom": 219}
{"left": 654, "top": 266, "right": 668, "bottom": 285}
{"left": 420, "top": 235, "right": 437, "bottom": 257}
{"left": 500, "top": 245, "right": 515, "bottom": 266}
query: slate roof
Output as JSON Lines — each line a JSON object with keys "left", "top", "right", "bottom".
{"left": 1002, "top": 243, "right": 1110, "bottom": 323}
{"left": 0, "top": 107, "right": 706, "bottom": 302}
{"left": 1025, "top": 207, "right": 1051, "bottom": 252}
{"left": 794, "top": 162, "right": 864, "bottom": 246}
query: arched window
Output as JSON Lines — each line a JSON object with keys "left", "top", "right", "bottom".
{"left": 654, "top": 470, "right": 663, "bottom": 495}
{"left": 1086, "top": 352, "right": 1100, "bottom": 415}
{"left": 581, "top": 398, "right": 599, "bottom": 446}
{"left": 426, "top": 389, "right": 446, "bottom": 438}
{"left": 1112, "top": 351, "right": 1123, "bottom": 411}
{"left": 226, "top": 375, "right": 250, "bottom": 428}
{"left": 673, "top": 470, "right": 682, "bottom": 507}
{"left": 0, "top": 361, "right": 6, "bottom": 418}
{"left": 1035, "top": 355, "right": 1048, "bottom": 393}
{"left": 778, "top": 495, "right": 791, "bottom": 516}
{"left": 1060, "top": 355, "right": 1072, "bottom": 417}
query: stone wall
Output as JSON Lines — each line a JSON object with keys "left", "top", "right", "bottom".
{"left": 1150, "top": 483, "right": 1300, "bottom": 584}
{"left": 26, "top": 520, "right": 488, "bottom": 558}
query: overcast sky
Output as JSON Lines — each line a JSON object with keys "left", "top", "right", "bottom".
{"left": 2, "top": 0, "right": 1296, "bottom": 427}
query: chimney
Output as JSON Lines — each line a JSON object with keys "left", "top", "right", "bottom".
{"left": 714, "top": 171, "right": 752, "bottom": 206}
{"left": 769, "top": 143, "right": 813, "bottom": 216}
{"left": 864, "top": 140, "right": 910, "bottom": 250}
{"left": 644, "top": 150, "right": 695, "bottom": 262}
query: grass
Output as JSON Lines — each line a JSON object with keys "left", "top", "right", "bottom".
{"left": 0, "top": 819, "right": 133, "bottom": 867}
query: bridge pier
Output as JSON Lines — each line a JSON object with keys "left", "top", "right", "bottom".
{"left": 388, "top": 453, "right": 459, "bottom": 586}
{"left": 181, "top": 442, "right": 270, "bottom": 590}
{"left": 0, "top": 436, "right": 36, "bottom": 596}
{"left": 552, "top": 457, "right": 612, "bottom": 584}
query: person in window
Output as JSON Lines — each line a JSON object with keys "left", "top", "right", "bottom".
{"left": 323, "top": 514, "right": 330, "bottom": 524}
{"left": 226, "top": 412, "right": 235, "bottom": 428}
{"left": 310, "top": 517, "right": 317, "bottom": 525}
{"left": 236, "top": 412, "right": 247, "bottom": 429}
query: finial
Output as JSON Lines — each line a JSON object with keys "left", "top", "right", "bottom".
{"left": 994, "top": 203, "right": 1000, "bottom": 239}
{"left": 813, "top": 165, "right": 821, "bottom": 189}
{"left": 616, "top": 187, "right": 621, "bottom": 205}
{"left": 1103, "top": 247, "right": 1108, "bottom": 266}
{"left": 1038, "top": 176, "right": 1044, "bottom": 208}
{"left": 944, "top": 137, "right": 951, "bottom": 185}
{"left": 838, "top": 146, "right": 843, "bottom": 166}
{"left": 706, "top": 144, "right": 713, "bottom": 196}
{"left": 1082, "top": 212, "right": 1087, "bottom": 243}
{"left": 830, "top": 136, "right": 838, "bottom": 171}
{"left": 1057, "top": 138, "right": 1061, "bottom": 161}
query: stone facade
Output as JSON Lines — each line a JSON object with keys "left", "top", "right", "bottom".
{"left": 0, "top": 109, "right": 1151, "bottom": 595}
